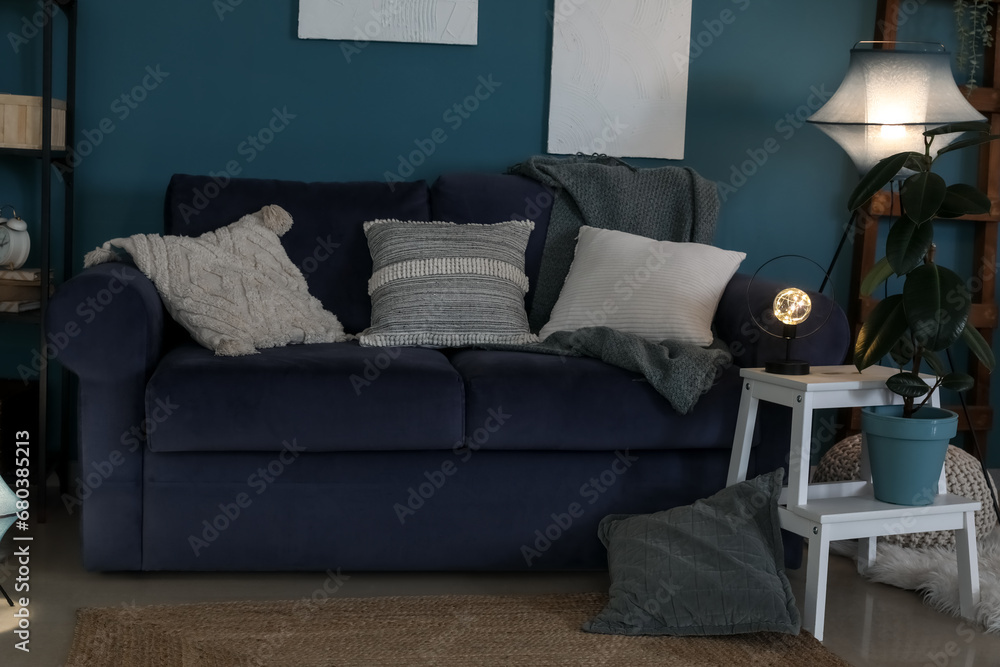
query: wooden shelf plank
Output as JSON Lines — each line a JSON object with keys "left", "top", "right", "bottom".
{"left": 858, "top": 297, "right": 997, "bottom": 329}
{"left": 962, "top": 85, "right": 1000, "bottom": 114}
{"left": 849, "top": 405, "right": 993, "bottom": 432}
{"left": 0, "top": 311, "right": 41, "bottom": 325}
{"left": 0, "top": 147, "right": 68, "bottom": 159}
{"left": 868, "top": 191, "right": 1000, "bottom": 222}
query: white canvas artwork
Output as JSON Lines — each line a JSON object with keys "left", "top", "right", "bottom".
{"left": 547, "top": 0, "right": 692, "bottom": 160}
{"left": 298, "top": 0, "right": 478, "bottom": 45}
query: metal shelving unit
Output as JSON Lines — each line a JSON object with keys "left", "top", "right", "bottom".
{"left": 0, "top": 0, "right": 77, "bottom": 520}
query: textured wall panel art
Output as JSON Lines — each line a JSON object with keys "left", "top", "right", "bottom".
{"left": 298, "top": 0, "right": 478, "bottom": 45}
{"left": 548, "top": 0, "right": 692, "bottom": 159}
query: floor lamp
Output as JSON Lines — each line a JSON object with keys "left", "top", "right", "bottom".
{"left": 805, "top": 41, "right": 999, "bottom": 518}
{"left": 806, "top": 41, "right": 986, "bottom": 292}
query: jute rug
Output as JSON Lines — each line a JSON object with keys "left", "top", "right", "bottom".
{"left": 66, "top": 593, "right": 850, "bottom": 666}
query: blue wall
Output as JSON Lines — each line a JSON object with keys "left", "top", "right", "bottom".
{"left": 1, "top": 1, "right": 997, "bottom": 464}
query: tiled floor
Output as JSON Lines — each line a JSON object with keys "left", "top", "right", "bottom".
{"left": 2, "top": 483, "right": 999, "bottom": 666}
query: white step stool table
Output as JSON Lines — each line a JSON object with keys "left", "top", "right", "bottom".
{"left": 727, "top": 365, "right": 981, "bottom": 641}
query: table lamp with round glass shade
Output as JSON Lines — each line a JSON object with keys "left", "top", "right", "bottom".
{"left": 768, "top": 287, "right": 813, "bottom": 375}
{"left": 808, "top": 42, "right": 986, "bottom": 176}
{"left": 747, "top": 255, "right": 835, "bottom": 376}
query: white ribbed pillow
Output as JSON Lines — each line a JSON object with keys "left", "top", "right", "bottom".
{"left": 539, "top": 227, "right": 745, "bottom": 346}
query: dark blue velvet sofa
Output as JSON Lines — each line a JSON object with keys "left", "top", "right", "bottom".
{"left": 47, "top": 172, "right": 850, "bottom": 572}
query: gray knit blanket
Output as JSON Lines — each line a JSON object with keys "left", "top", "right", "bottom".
{"left": 480, "top": 327, "right": 731, "bottom": 415}
{"left": 508, "top": 155, "right": 721, "bottom": 330}
{"left": 502, "top": 155, "right": 726, "bottom": 413}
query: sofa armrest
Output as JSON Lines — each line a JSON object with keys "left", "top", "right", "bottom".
{"left": 47, "top": 263, "right": 165, "bottom": 381}
{"left": 46, "top": 262, "right": 165, "bottom": 570}
{"left": 714, "top": 272, "right": 850, "bottom": 368}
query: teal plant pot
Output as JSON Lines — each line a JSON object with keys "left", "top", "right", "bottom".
{"left": 861, "top": 405, "right": 958, "bottom": 506}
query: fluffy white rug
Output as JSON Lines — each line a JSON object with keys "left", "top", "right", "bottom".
{"left": 832, "top": 527, "right": 1000, "bottom": 633}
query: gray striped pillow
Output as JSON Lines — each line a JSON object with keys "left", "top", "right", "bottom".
{"left": 359, "top": 219, "right": 538, "bottom": 347}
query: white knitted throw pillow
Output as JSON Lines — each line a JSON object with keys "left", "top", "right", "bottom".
{"left": 84, "top": 205, "right": 346, "bottom": 356}
{"left": 540, "top": 226, "right": 745, "bottom": 346}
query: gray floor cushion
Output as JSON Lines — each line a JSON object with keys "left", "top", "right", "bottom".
{"left": 584, "top": 469, "right": 801, "bottom": 636}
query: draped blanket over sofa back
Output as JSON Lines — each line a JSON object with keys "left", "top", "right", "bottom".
{"left": 508, "top": 155, "right": 721, "bottom": 329}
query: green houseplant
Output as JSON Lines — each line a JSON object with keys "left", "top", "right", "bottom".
{"left": 955, "top": 0, "right": 995, "bottom": 88}
{"left": 849, "top": 121, "right": 998, "bottom": 505}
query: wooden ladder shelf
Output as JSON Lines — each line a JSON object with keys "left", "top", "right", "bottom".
{"left": 848, "top": 0, "right": 1000, "bottom": 459}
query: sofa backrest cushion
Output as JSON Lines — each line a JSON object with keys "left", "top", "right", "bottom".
{"left": 164, "top": 174, "right": 430, "bottom": 333}
{"left": 430, "top": 173, "right": 552, "bottom": 312}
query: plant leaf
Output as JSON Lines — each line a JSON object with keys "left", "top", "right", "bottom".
{"left": 904, "top": 154, "right": 933, "bottom": 172}
{"left": 848, "top": 152, "right": 919, "bottom": 212}
{"left": 938, "top": 183, "right": 993, "bottom": 218}
{"left": 860, "top": 257, "right": 894, "bottom": 296}
{"left": 935, "top": 134, "right": 1000, "bottom": 157}
{"left": 886, "top": 216, "right": 934, "bottom": 275}
{"left": 940, "top": 372, "right": 975, "bottom": 392}
{"left": 901, "top": 171, "right": 947, "bottom": 224}
{"left": 923, "top": 350, "right": 947, "bottom": 376}
{"left": 855, "top": 294, "right": 908, "bottom": 370}
{"left": 890, "top": 334, "right": 914, "bottom": 366}
{"left": 902, "top": 265, "right": 971, "bottom": 351}
{"left": 961, "top": 325, "right": 996, "bottom": 371}
{"left": 924, "top": 121, "right": 991, "bottom": 136}
{"left": 887, "top": 371, "right": 932, "bottom": 397}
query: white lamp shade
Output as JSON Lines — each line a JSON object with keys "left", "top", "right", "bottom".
{"left": 808, "top": 45, "right": 986, "bottom": 175}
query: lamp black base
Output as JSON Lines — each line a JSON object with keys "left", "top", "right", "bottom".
{"left": 765, "top": 359, "right": 810, "bottom": 375}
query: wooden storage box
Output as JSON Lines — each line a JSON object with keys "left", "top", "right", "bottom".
{"left": 0, "top": 94, "right": 67, "bottom": 150}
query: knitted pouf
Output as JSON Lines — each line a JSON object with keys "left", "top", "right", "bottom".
{"left": 813, "top": 434, "right": 999, "bottom": 549}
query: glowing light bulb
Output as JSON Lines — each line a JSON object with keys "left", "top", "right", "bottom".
{"left": 879, "top": 124, "right": 907, "bottom": 140}
{"left": 773, "top": 288, "right": 812, "bottom": 326}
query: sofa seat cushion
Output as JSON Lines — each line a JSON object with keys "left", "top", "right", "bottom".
{"left": 145, "top": 342, "right": 464, "bottom": 453}
{"left": 449, "top": 350, "right": 748, "bottom": 452}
